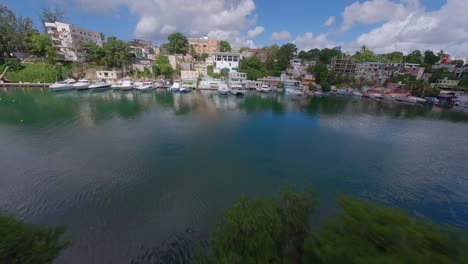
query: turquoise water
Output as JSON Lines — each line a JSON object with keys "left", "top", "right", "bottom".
{"left": 1, "top": 89, "right": 468, "bottom": 263}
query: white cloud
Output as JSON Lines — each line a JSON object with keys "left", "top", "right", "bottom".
{"left": 71, "top": 0, "right": 257, "bottom": 48}
{"left": 324, "top": 16, "right": 335, "bottom": 27}
{"left": 339, "top": 0, "right": 468, "bottom": 57}
{"left": 270, "top": 31, "right": 292, "bottom": 41}
{"left": 294, "top": 32, "right": 338, "bottom": 51}
{"left": 247, "top": 26, "right": 265, "bottom": 38}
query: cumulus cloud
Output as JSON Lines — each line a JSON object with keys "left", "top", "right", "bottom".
{"left": 247, "top": 26, "right": 265, "bottom": 39}
{"left": 294, "top": 32, "right": 338, "bottom": 50}
{"left": 324, "top": 16, "right": 335, "bottom": 27}
{"left": 345, "top": 0, "right": 468, "bottom": 56}
{"left": 270, "top": 31, "right": 292, "bottom": 41}
{"left": 71, "top": 0, "right": 257, "bottom": 48}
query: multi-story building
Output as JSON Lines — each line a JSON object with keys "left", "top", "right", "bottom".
{"left": 432, "top": 63, "right": 457, "bottom": 72}
{"left": 96, "top": 70, "right": 123, "bottom": 80}
{"left": 434, "top": 78, "right": 459, "bottom": 88}
{"left": 213, "top": 52, "right": 241, "bottom": 73}
{"left": 188, "top": 37, "right": 220, "bottom": 56}
{"left": 129, "top": 46, "right": 153, "bottom": 61}
{"left": 241, "top": 49, "right": 268, "bottom": 63}
{"left": 331, "top": 57, "right": 356, "bottom": 75}
{"left": 302, "top": 74, "right": 316, "bottom": 87}
{"left": 45, "top": 21, "right": 103, "bottom": 62}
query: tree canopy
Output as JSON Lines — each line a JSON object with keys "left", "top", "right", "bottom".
{"left": 166, "top": 32, "right": 188, "bottom": 54}
{"left": 39, "top": 7, "right": 65, "bottom": 32}
{"left": 82, "top": 36, "right": 129, "bottom": 69}
{"left": 152, "top": 55, "right": 173, "bottom": 78}
{"left": 0, "top": 5, "right": 36, "bottom": 56}
{"left": 0, "top": 213, "right": 70, "bottom": 264}
{"left": 220, "top": 41, "right": 232, "bottom": 52}
{"left": 240, "top": 56, "right": 268, "bottom": 80}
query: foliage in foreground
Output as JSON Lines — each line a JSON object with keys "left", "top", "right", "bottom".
{"left": 0, "top": 213, "right": 70, "bottom": 264}
{"left": 196, "top": 188, "right": 468, "bottom": 264}
{"left": 3, "top": 62, "right": 75, "bottom": 83}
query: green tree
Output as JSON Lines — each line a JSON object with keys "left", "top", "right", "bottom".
{"left": 405, "top": 50, "right": 423, "bottom": 64}
{"left": 29, "top": 33, "right": 56, "bottom": 63}
{"left": 220, "top": 40, "right": 232, "bottom": 52}
{"left": 318, "top": 48, "right": 343, "bottom": 64}
{"left": 39, "top": 7, "right": 65, "bottom": 32}
{"left": 264, "top": 44, "right": 282, "bottom": 76}
{"left": 451, "top": 60, "right": 464, "bottom": 68}
{"left": 459, "top": 76, "right": 468, "bottom": 88}
{"left": 313, "top": 63, "right": 328, "bottom": 85}
{"left": 353, "top": 48, "right": 376, "bottom": 62}
{"left": 0, "top": 213, "right": 70, "bottom": 264}
{"left": 328, "top": 70, "right": 337, "bottom": 85}
{"left": 308, "top": 83, "right": 317, "bottom": 91}
{"left": 379, "top": 51, "right": 404, "bottom": 63}
{"left": 82, "top": 40, "right": 105, "bottom": 64}
{"left": 0, "top": 6, "right": 36, "bottom": 56}
{"left": 298, "top": 50, "right": 310, "bottom": 60}
{"left": 307, "top": 48, "right": 321, "bottom": 61}
{"left": 429, "top": 68, "right": 454, "bottom": 83}
{"left": 153, "top": 55, "right": 173, "bottom": 78}
{"left": 101, "top": 36, "right": 129, "bottom": 69}
{"left": 424, "top": 50, "right": 440, "bottom": 66}
{"left": 303, "top": 196, "right": 468, "bottom": 264}
{"left": 238, "top": 47, "right": 249, "bottom": 53}
{"left": 166, "top": 32, "right": 188, "bottom": 54}
{"left": 240, "top": 56, "right": 267, "bottom": 80}
{"left": 277, "top": 43, "right": 298, "bottom": 71}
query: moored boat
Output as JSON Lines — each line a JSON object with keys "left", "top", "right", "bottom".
{"left": 120, "top": 80, "right": 134, "bottom": 91}
{"left": 135, "top": 81, "right": 154, "bottom": 91}
{"left": 258, "top": 84, "right": 271, "bottom": 93}
{"left": 73, "top": 79, "right": 91, "bottom": 90}
{"left": 180, "top": 87, "right": 192, "bottom": 93}
{"left": 111, "top": 81, "right": 123, "bottom": 90}
{"left": 49, "top": 78, "right": 76, "bottom": 91}
{"left": 169, "top": 82, "right": 180, "bottom": 92}
{"left": 229, "top": 84, "right": 246, "bottom": 96}
{"left": 218, "top": 83, "right": 229, "bottom": 95}
{"left": 89, "top": 81, "right": 111, "bottom": 90}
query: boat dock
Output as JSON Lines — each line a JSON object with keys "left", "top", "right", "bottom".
{"left": 0, "top": 83, "right": 51, "bottom": 89}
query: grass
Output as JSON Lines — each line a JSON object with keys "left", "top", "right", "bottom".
{"left": 2, "top": 62, "right": 75, "bottom": 83}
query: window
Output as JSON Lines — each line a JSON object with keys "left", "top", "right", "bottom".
{"left": 99, "top": 72, "right": 102, "bottom": 76}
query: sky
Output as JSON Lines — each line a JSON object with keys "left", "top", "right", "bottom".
{"left": 3, "top": 0, "right": 468, "bottom": 57}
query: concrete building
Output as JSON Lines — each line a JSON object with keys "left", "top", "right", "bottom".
{"left": 129, "top": 46, "right": 153, "bottom": 60}
{"left": 181, "top": 70, "right": 200, "bottom": 80}
{"left": 432, "top": 63, "right": 457, "bottom": 72}
{"left": 96, "top": 70, "right": 123, "bottom": 80}
{"left": 400, "top": 65, "right": 425, "bottom": 80}
{"left": 288, "top": 58, "right": 302, "bottom": 77}
{"left": 331, "top": 57, "right": 356, "bottom": 75}
{"left": 188, "top": 37, "right": 220, "bottom": 56}
{"left": 434, "top": 78, "right": 459, "bottom": 88}
{"left": 241, "top": 49, "right": 268, "bottom": 63}
{"left": 213, "top": 52, "right": 241, "bottom": 73}
{"left": 302, "top": 74, "right": 316, "bottom": 87}
{"left": 45, "top": 21, "right": 102, "bottom": 62}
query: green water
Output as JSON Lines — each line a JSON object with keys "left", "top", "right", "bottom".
{"left": 1, "top": 89, "right": 468, "bottom": 263}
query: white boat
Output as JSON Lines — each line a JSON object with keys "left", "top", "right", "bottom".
{"left": 135, "top": 81, "right": 154, "bottom": 91}
{"left": 258, "top": 84, "right": 271, "bottom": 93}
{"left": 229, "top": 84, "right": 245, "bottom": 96}
{"left": 169, "top": 82, "right": 180, "bottom": 92}
{"left": 218, "top": 83, "right": 229, "bottom": 95}
{"left": 285, "top": 88, "right": 304, "bottom": 96}
{"left": 180, "top": 87, "right": 192, "bottom": 93}
{"left": 352, "top": 91, "right": 363, "bottom": 97}
{"left": 395, "top": 96, "right": 427, "bottom": 104}
{"left": 111, "top": 81, "right": 123, "bottom": 90}
{"left": 120, "top": 80, "right": 134, "bottom": 90}
{"left": 49, "top": 78, "right": 76, "bottom": 91}
{"left": 371, "top": 93, "right": 384, "bottom": 99}
{"left": 73, "top": 79, "right": 91, "bottom": 90}
{"left": 89, "top": 81, "right": 111, "bottom": 90}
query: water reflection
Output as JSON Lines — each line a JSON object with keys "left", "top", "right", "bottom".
{"left": 1, "top": 89, "right": 468, "bottom": 128}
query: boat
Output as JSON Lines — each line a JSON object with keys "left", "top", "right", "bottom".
{"left": 371, "top": 93, "right": 384, "bottom": 100}
{"left": 284, "top": 80, "right": 304, "bottom": 96}
{"left": 120, "top": 80, "right": 134, "bottom": 91}
{"left": 135, "top": 81, "right": 154, "bottom": 91}
{"left": 49, "top": 78, "right": 76, "bottom": 91}
{"left": 337, "top": 89, "right": 352, "bottom": 96}
{"left": 352, "top": 91, "right": 363, "bottom": 97}
{"left": 169, "top": 82, "right": 180, "bottom": 92}
{"left": 258, "top": 84, "right": 271, "bottom": 93}
{"left": 285, "top": 88, "right": 304, "bottom": 96}
{"left": 180, "top": 87, "right": 192, "bottom": 93}
{"left": 229, "top": 83, "right": 246, "bottom": 96}
{"left": 395, "top": 96, "right": 427, "bottom": 104}
{"left": 89, "top": 81, "right": 112, "bottom": 90}
{"left": 111, "top": 81, "right": 123, "bottom": 90}
{"left": 73, "top": 79, "right": 91, "bottom": 90}
{"left": 218, "top": 83, "right": 229, "bottom": 95}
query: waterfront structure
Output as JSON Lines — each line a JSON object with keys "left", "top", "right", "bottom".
{"left": 302, "top": 74, "right": 316, "bottom": 87}
{"left": 213, "top": 52, "right": 241, "bottom": 73}
{"left": 96, "top": 70, "right": 123, "bottom": 80}
{"left": 331, "top": 57, "right": 356, "bottom": 75}
{"left": 400, "top": 65, "right": 425, "bottom": 80}
{"left": 241, "top": 49, "right": 268, "bottom": 63}
{"left": 45, "top": 21, "right": 102, "bottom": 62}
{"left": 188, "top": 37, "right": 220, "bottom": 56}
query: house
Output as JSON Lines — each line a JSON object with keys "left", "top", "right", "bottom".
{"left": 129, "top": 46, "right": 153, "bottom": 61}
{"left": 241, "top": 49, "right": 268, "bottom": 63}
{"left": 45, "top": 21, "right": 103, "bottom": 62}
{"left": 331, "top": 57, "right": 356, "bottom": 75}
{"left": 302, "top": 74, "right": 316, "bottom": 87}
{"left": 188, "top": 37, "right": 220, "bottom": 56}
{"left": 432, "top": 63, "right": 457, "bottom": 72}
{"left": 288, "top": 58, "right": 302, "bottom": 77}
{"left": 434, "top": 78, "right": 459, "bottom": 88}
{"left": 96, "top": 70, "right": 123, "bottom": 80}
{"left": 257, "top": 76, "right": 282, "bottom": 87}
{"left": 400, "top": 65, "right": 425, "bottom": 80}
{"left": 213, "top": 52, "right": 241, "bottom": 73}
{"left": 387, "top": 82, "right": 406, "bottom": 90}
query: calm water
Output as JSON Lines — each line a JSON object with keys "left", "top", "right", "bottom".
{"left": 1, "top": 89, "right": 468, "bottom": 263}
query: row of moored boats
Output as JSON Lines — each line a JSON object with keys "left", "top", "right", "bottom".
{"left": 49, "top": 79, "right": 192, "bottom": 93}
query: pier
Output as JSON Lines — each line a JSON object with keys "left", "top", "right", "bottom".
{"left": 0, "top": 83, "right": 51, "bottom": 90}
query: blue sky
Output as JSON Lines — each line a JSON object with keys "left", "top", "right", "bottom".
{"left": 2, "top": 0, "right": 467, "bottom": 56}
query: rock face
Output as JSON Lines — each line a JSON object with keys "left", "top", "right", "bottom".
{"left": 70, "top": 64, "right": 98, "bottom": 80}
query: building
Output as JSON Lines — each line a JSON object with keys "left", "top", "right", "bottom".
{"left": 96, "top": 70, "right": 123, "bottom": 80}
{"left": 288, "top": 58, "right": 302, "bottom": 77}
{"left": 241, "top": 49, "right": 268, "bottom": 63}
{"left": 302, "top": 74, "right": 316, "bottom": 87}
{"left": 213, "top": 52, "right": 240, "bottom": 73}
{"left": 400, "top": 66, "right": 425, "bottom": 80}
{"left": 432, "top": 63, "right": 457, "bottom": 72}
{"left": 257, "top": 76, "right": 282, "bottom": 87}
{"left": 128, "top": 39, "right": 152, "bottom": 47}
{"left": 188, "top": 37, "right": 220, "bottom": 56}
{"left": 331, "top": 57, "right": 356, "bottom": 75}
{"left": 434, "top": 78, "right": 460, "bottom": 88}
{"left": 129, "top": 46, "right": 153, "bottom": 61}
{"left": 387, "top": 82, "right": 406, "bottom": 90}
{"left": 181, "top": 70, "right": 200, "bottom": 80}
{"left": 45, "top": 21, "right": 103, "bottom": 62}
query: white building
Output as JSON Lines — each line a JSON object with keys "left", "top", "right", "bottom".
{"left": 45, "top": 21, "right": 103, "bottom": 62}
{"left": 213, "top": 52, "right": 241, "bottom": 73}
{"left": 96, "top": 70, "right": 123, "bottom": 80}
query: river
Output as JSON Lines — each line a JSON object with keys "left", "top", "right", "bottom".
{"left": 1, "top": 89, "right": 468, "bottom": 263}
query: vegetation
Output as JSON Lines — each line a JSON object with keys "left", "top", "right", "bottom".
{"left": 240, "top": 56, "right": 267, "bottom": 80}
{"left": 82, "top": 36, "right": 129, "bottom": 69}
{"left": 166, "top": 32, "right": 188, "bottom": 54}
{"left": 0, "top": 5, "right": 36, "bottom": 57}
{"left": 197, "top": 187, "right": 468, "bottom": 264}
{"left": 220, "top": 41, "right": 232, "bottom": 52}
{"left": 39, "top": 7, "right": 65, "bottom": 32}
{"left": 0, "top": 213, "right": 70, "bottom": 264}
{"left": 2, "top": 62, "right": 74, "bottom": 83}
{"left": 152, "top": 55, "right": 173, "bottom": 78}
{"left": 29, "top": 33, "right": 56, "bottom": 63}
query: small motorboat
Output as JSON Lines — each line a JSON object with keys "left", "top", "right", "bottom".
{"left": 218, "top": 83, "right": 229, "bottom": 95}
{"left": 352, "top": 91, "right": 363, "bottom": 97}
{"left": 229, "top": 84, "right": 245, "bottom": 96}
{"left": 258, "top": 84, "right": 271, "bottom": 93}
{"left": 73, "top": 79, "right": 91, "bottom": 90}
{"left": 180, "top": 87, "right": 192, "bottom": 93}
{"left": 89, "top": 81, "right": 111, "bottom": 90}
{"left": 120, "top": 80, "right": 134, "bottom": 91}
{"left": 169, "top": 82, "right": 180, "bottom": 92}
{"left": 135, "top": 81, "right": 154, "bottom": 91}
{"left": 111, "top": 81, "right": 123, "bottom": 90}
{"left": 49, "top": 78, "right": 76, "bottom": 91}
